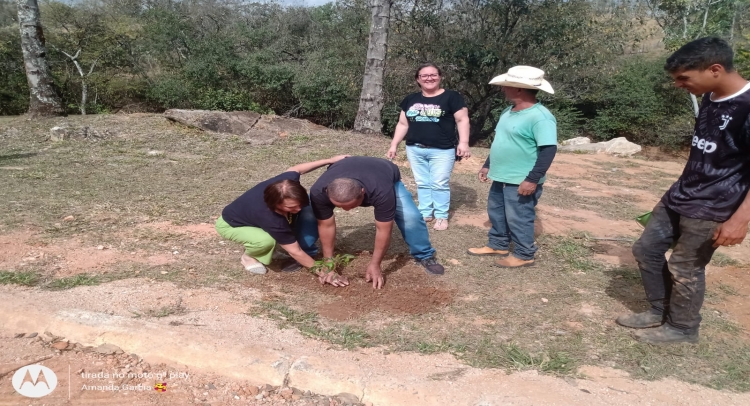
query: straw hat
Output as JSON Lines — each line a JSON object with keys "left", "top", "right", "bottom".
{"left": 489, "top": 65, "right": 554, "bottom": 94}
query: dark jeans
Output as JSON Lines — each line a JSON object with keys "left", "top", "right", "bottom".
{"left": 632, "top": 201, "right": 719, "bottom": 332}
{"left": 487, "top": 181, "right": 543, "bottom": 260}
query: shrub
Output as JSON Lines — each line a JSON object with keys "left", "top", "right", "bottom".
{"left": 586, "top": 57, "right": 694, "bottom": 147}
{"left": 195, "top": 89, "right": 271, "bottom": 113}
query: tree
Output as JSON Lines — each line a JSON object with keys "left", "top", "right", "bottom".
{"left": 53, "top": 47, "right": 96, "bottom": 115}
{"left": 353, "top": 0, "right": 392, "bottom": 134}
{"left": 16, "top": 0, "right": 63, "bottom": 116}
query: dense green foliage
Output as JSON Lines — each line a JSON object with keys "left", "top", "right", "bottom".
{"left": 1, "top": 0, "right": 749, "bottom": 147}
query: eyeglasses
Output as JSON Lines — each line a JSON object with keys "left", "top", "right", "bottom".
{"left": 418, "top": 74, "right": 440, "bottom": 79}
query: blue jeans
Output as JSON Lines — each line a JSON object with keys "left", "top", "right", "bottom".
{"left": 405, "top": 145, "right": 456, "bottom": 219}
{"left": 487, "top": 181, "right": 543, "bottom": 260}
{"left": 295, "top": 205, "right": 319, "bottom": 256}
{"left": 394, "top": 181, "right": 436, "bottom": 260}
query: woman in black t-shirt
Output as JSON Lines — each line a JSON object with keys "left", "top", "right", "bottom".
{"left": 387, "top": 63, "right": 471, "bottom": 231}
{"left": 215, "top": 155, "right": 350, "bottom": 286}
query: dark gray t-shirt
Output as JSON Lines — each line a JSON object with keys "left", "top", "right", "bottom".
{"left": 662, "top": 84, "right": 750, "bottom": 222}
{"left": 310, "top": 157, "right": 401, "bottom": 222}
{"left": 221, "top": 171, "right": 301, "bottom": 244}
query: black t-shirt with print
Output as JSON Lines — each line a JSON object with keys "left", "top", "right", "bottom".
{"left": 310, "top": 157, "right": 401, "bottom": 222}
{"left": 221, "top": 171, "right": 301, "bottom": 245}
{"left": 400, "top": 89, "right": 467, "bottom": 149}
{"left": 662, "top": 83, "right": 750, "bottom": 222}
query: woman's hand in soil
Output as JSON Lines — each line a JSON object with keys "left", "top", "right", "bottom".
{"left": 365, "top": 263, "right": 384, "bottom": 289}
{"left": 318, "top": 271, "right": 349, "bottom": 287}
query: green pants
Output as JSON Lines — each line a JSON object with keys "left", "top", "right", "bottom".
{"left": 215, "top": 216, "right": 275, "bottom": 265}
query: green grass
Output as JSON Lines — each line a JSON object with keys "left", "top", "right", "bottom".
{"left": 717, "top": 283, "right": 740, "bottom": 296}
{"left": 711, "top": 252, "right": 741, "bottom": 267}
{"left": 257, "top": 302, "right": 370, "bottom": 349}
{"left": 45, "top": 274, "right": 101, "bottom": 290}
{"left": 0, "top": 271, "right": 39, "bottom": 286}
{"left": 549, "top": 236, "right": 603, "bottom": 272}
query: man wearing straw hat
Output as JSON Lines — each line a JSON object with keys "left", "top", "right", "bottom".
{"left": 467, "top": 66, "right": 557, "bottom": 268}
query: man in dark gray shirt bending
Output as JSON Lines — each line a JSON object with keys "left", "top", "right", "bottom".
{"left": 310, "top": 156, "right": 445, "bottom": 289}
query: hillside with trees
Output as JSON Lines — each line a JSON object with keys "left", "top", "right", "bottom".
{"left": 1, "top": 0, "right": 749, "bottom": 147}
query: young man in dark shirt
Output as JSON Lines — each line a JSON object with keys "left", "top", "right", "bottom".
{"left": 616, "top": 37, "right": 750, "bottom": 344}
{"left": 310, "top": 156, "right": 445, "bottom": 289}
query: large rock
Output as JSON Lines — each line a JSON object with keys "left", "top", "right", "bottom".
{"left": 49, "top": 126, "right": 69, "bottom": 142}
{"left": 164, "top": 110, "right": 328, "bottom": 145}
{"left": 48, "top": 126, "right": 113, "bottom": 141}
{"left": 559, "top": 137, "right": 641, "bottom": 157}
{"left": 164, "top": 109, "right": 261, "bottom": 135}
{"left": 561, "top": 136, "right": 591, "bottom": 146}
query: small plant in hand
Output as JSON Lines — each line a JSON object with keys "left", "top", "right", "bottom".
{"left": 309, "top": 254, "right": 355, "bottom": 277}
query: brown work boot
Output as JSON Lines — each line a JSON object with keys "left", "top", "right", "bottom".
{"left": 494, "top": 256, "right": 535, "bottom": 268}
{"left": 634, "top": 324, "right": 699, "bottom": 344}
{"left": 466, "top": 246, "right": 509, "bottom": 256}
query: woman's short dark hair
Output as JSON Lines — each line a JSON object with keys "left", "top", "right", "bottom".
{"left": 665, "top": 37, "right": 734, "bottom": 73}
{"left": 263, "top": 179, "right": 309, "bottom": 210}
{"left": 414, "top": 63, "right": 443, "bottom": 80}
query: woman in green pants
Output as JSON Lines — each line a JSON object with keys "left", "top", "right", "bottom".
{"left": 215, "top": 155, "right": 349, "bottom": 287}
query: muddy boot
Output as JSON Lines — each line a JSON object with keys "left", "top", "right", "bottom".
{"left": 634, "top": 324, "right": 699, "bottom": 344}
{"left": 616, "top": 309, "right": 665, "bottom": 329}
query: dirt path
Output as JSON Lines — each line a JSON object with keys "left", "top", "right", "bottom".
{"left": 2, "top": 284, "right": 750, "bottom": 406}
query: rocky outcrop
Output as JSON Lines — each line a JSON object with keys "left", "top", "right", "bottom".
{"left": 559, "top": 137, "right": 642, "bottom": 157}
{"left": 164, "top": 110, "right": 328, "bottom": 146}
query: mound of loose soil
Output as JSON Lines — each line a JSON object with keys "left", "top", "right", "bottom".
{"left": 256, "top": 253, "right": 454, "bottom": 321}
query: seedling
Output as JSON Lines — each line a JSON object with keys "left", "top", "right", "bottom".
{"left": 310, "top": 254, "right": 355, "bottom": 276}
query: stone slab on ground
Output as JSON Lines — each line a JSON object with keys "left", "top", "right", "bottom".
{"left": 559, "top": 137, "right": 642, "bottom": 156}
{"left": 1, "top": 288, "right": 749, "bottom": 406}
{"left": 164, "top": 109, "right": 329, "bottom": 145}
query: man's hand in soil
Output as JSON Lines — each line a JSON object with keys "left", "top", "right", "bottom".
{"left": 365, "top": 262, "right": 384, "bottom": 289}
{"left": 713, "top": 217, "right": 749, "bottom": 247}
{"left": 478, "top": 167, "right": 489, "bottom": 183}
{"left": 318, "top": 271, "right": 349, "bottom": 287}
{"left": 518, "top": 180, "right": 537, "bottom": 196}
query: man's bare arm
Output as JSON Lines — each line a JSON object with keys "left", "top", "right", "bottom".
{"left": 366, "top": 220, "right": 393, "bottom": 289}
{"left": 318, "top": 217, "right": 337, "bottom": 257}
{"left": 371, "top": 220, "right": 393, "bottom": 265}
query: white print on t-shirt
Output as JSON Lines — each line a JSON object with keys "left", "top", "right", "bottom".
{"left": 692, "top": 135, "right": 717, "bottom": 154}
{"left": 406, "top": 103, "right": 443, "bottom": 123}
{"left": 719, "top": 114, "right": 733, "bottom": 130}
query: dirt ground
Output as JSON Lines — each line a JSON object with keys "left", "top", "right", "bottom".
{"left": 1, "top": 114, "right": 749, "bottom": 404}
{"left": 0, "top": 331, "right": 368, "bottom": 406}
